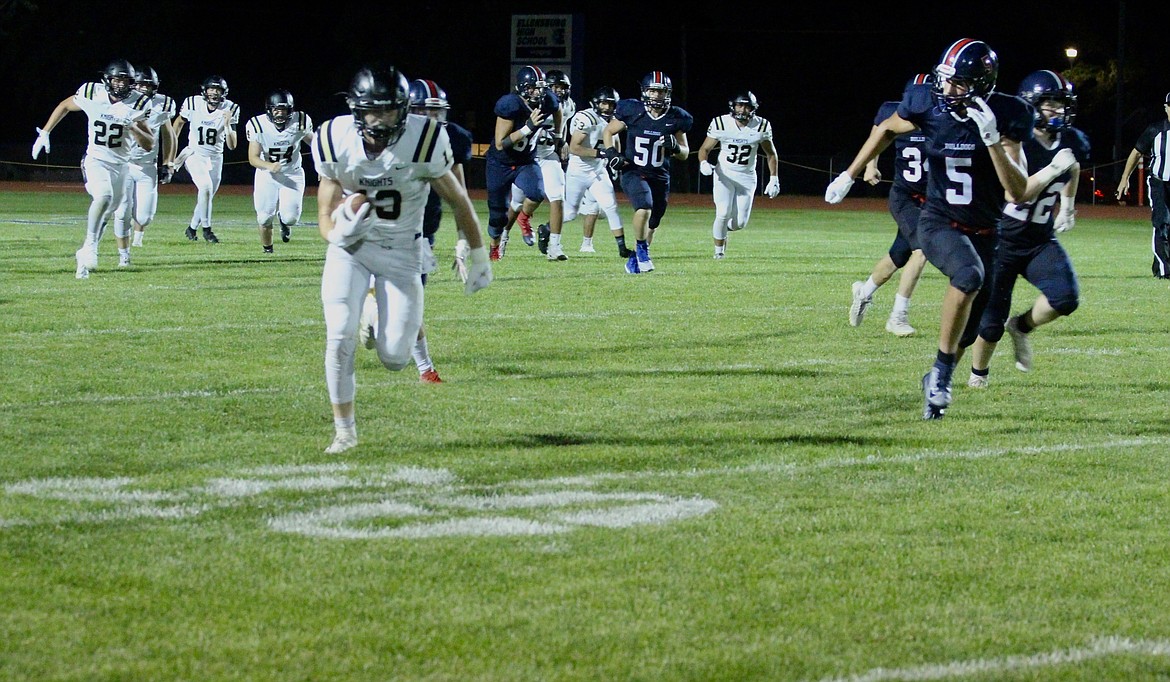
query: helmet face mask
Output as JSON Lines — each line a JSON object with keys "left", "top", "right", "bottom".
{"left": 590, "top": 86, "right": 619, "bottom": 120}
{"left": 640, "top": 72, "right": 672, "bottom": 114}
{"left": 102, "top": 59, "right": 135, "bottom": 100}
{"left": 409, "top": 79, "right": 449, "bottom": 122}
{"left": 266, "top": 90, "right": 295, "bottom": 128}
{"left": 1017, "top": 70, "right": 1076, "bottom": 131}
{"left": 932, "top": 39, "right": 998, "bottom": 112}
{"left": 348, "top": 66, "right": 411, "bottom": 146}
{"left": 515, "top": 65, "right": 547, "bottom": 107}
{"left": 202, "top": 76, "right": 229, "bottom": 106}
{"left": 729, "top": 92, "right": 758, "bottom": 122}
{"left": 546, "top": 70, "right": 571, "bottom": 101}
{"left": 134, "top": 66, "right": 159, "bottom": 98}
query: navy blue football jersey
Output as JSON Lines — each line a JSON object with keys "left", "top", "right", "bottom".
{"left": 487, "top": 91, "right": 558, "bottom": 166}
{"left": 898, "top": 87, "right": 1035, "bottom": 228}
{"left": 999, "top": 126, "right": 1091, "bottom": 242}
{"left": 445, "top": 120, "right": 473, "bottom": 166}
{"left": 614, "top": 98, "right": 694, "bottom": 179}
{"left": 876, "top": 100, "right": 928, "bottom": 195}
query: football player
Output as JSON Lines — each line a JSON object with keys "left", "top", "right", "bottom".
{"left": 565, "top": 86, "right": 626, "bottom": 254}
{"left": 485, "top": 65, "right": 557, "bottom": 260}
{"left": 528, "top": 68, "right": 574, "bottom": 261}
{"left": 968, "top": 70, "right": 1088, "bottom": 386}
{"left": 848, "top": 74, "right": 934, "bottom": 337}
{"left": 245, "top": 89, "right": 316, "bottom": 253}
{"left": 602, "top": 71, "right": 693, "bottom": 274}
{"left": 172, "top": 75, "right": 239, "bottom": 243}
{"left": 312, "top": 64, "right": 492, "bottom": 454}
{"left": 825, "top": 39, "right": 1037, "bottom": 420}
{"left": 112, "top": 66, "right": 176, "bottom": 258}
{"left": 32, "top": 58, "right": 154, "bottom": 279}
{"left": 695, "top": 91, "right": 780, "bottom": 260}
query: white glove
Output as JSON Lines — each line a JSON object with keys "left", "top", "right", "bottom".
{"left": 824, "top": 171, "right": 854, "bottom": 204}
{"left": 420, "top": 238, "right": 438, "bottom": 274}
{"left": 452, "top": 237, "right": 470, "bottom": 282}
{"left": 699, "top": 160, "right": 714, "bottom": 176}
{"left": 32, "top": 127, "right": 50, "bottom": 159}
{"left": 967, "top": 97, "right": 1000, "bottom": 146}
{"left": 1054, "top": 195, "right": 1076, "bottom": 233}
{"left": 464, "top": 246, "right": 493, "bottom": 295}
{"left": 765, "top": 177, "right": 780, "bottom": 198}
{"left": 326, "top": 194, "right": 373, "bottom": 248}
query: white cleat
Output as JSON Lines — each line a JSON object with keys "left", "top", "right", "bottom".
{"left": 579, "top": 242, "right": 595, "bottom": 253}
{"left": 75, "top": 253, "right": 89, "bottom": 279}
{"left": 118, "top": 252, "right": 131, "bottom": 268}
{"left": 967, "top": 372, "right": 989, "bottom": 389}
{"left": 324, "top": 430, "right": 358, "bottom": 454}
{"left": 885, "top": 311, "right": 915, "bottom": 337}
{"left": 1006, "top": 316, "right": 1033, "bottom": 372}
{"left": 358, "top": 293, "right": 377, "bottom": 350}
{"left": 547, "top": 242, "right": 567, "bottom": 261}
{"left": 850, "top": 281, "right": 872, "bottom": 327}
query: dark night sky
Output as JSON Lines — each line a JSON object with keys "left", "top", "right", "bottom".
{"left": 4, "top": 1, "right": 1169, "bottom": 189}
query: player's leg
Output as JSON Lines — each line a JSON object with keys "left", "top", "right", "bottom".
{"left": 1005, "top": 241, "right": 1081, "bottom": 373}
{"left": 620, "top": 171, "right": 654, "bottom": 273}
{"left": 277, "top": 169, "right": 306, "bottom": 244}
{"left": 254, "top": 170, "right": 279, "bottom": 253}
{"left": 712, "top": 173, "right": 732, "bottom": 258}
{"left": 131, "top": 162, "right": 159, "bottom": 247}
{"left": 368, "top": 236, "right": 425, "bottom": 372}
{"left": 202, "top": 156, "right": 223, "bottom": 242}
{"left": 485, "top": 161, "right": 516, "bottom": 260}
{"left": 321, "top": 244, "right": 374, "bottom": 453}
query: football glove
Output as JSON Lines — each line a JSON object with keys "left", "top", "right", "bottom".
{"left": 464, "top": 245, "right": 493, "bottom": 295}
{"left": 32, "top": 127, "right": 50, "bottom": 159}
{"left": 662, "top": 134, "right": 679, "bottom": 157}
{"left": 159, "top": 165, "right": 174, "bottom": 184}
{"left": 326, "top": 194, "right": 373, "bottom": 248}
{"left": 597, "top": 146, "right": 619, "bottom": 159}
{"left": 824, "top": 171, "right": 855, "bottom": 204}
{"left": 452, "top": 237, "right": 471, "bottom": 282}
{"left": 765, "top": 177, "right": 780, "bottom": 198}
{"left": 699, "top": 160, "right": 714, "bottom": 176}
{"left": 1054, "top": 195, "right": 1076, "bottom": 233}
{"left": 606, "top": 155, "right": 628, "bottom": 173}
{"left": 967, "top": 97, "right": 1000, "bottom": 146}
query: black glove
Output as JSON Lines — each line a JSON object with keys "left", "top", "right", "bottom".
{"left": 159, "top": 165, "right": 174, "bottom": 185}
{"left": 662, "top": 134, "right": 678, "bottom": 157}
{"left": 605, "top": 155, "right": 627, "bottom": 173}
{"left": 597, "top": 146, "right": 619, "bottom": 159}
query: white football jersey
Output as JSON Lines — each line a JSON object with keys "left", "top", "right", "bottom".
{"left": 535, "top": 96, "right": 575, "bottom": 161}
{"left": 129, "top": 92, "right": 176, "bottom": 163}
{"left": 706, "top": 113, "right": 773, "bottom": 173}
{"left": 71, "top": 82, "right": 151, "bottom": 165}
{"left": 311, "top": 113, "right": 453, "bottom": 243}
{"left": 566, "top": 107, "right": 608, "bottom": 175}
{"left": 178, "top": 95, "right": 240, "bottom": 157}
{"left": 245, "top": 111, "right": 315, "bottom": 173}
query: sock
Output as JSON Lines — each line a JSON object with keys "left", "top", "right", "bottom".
{"left": 582, "top": 237, "right": 592, "bottom": 247}
{"left": 860, "top": 277, "right": 879, "bottom": 299}
{"left": 132, "top": 232, "right": 143, "bottom": 246}
{"left": 893, "top": 293, "right": 911, "bottom": 314}
{"left": 1016, "top": 313, "right": 1034, "bottom": 334}
{"left": 412, "top": 337, "right": 432, "bottom": 373}
{"left": 715, "top": 245, "right": 725, "bottom": 255}
{"left": 334, "top": 416, "right": 356, "bottom": 434}
{"left": 971, "top": 366, "right": 989, "bottom": 377}
{"left": 615, "top": 235, "right": 626, "bottom": 251}
{"left": 550, "top": 232, "right": 562, "bottom": 247}
{"left": 118, "top": 247, "right": 129, "bottom": 258}
{"left": 935, "top": 350, "right": 956, "bottom": 385}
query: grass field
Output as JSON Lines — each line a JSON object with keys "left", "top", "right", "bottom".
{"left": 2, "top": 186, "right": 1170, "bottom": 681}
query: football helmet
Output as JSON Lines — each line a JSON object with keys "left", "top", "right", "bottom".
{"left": 932, "top": 39, "right": 998, "bottom": 112}
{"left": 134, "top": 66, "right": 159, "bottom": 97}
{"left": 546, "top": 69, "right": 571, "bottom": 100}
{"left": 1017, "top": 70, "right": 1077, "bottom": 130}
{"left": 729, "top": 91, "right": 758, "bottom": 122}
{"left": 906, "top": 73, "right": 935, "bottom": 88}
{"left": 266, "top": 89, "right": 295, "bottom": 128}
{"left": 640, "top": 71, "right": 672, "bottom": 114}
{"left": 347, "top": 65, "right": 411, "bottom": 145}
{"left": 590, "top": 86, "right": 620, "bottom": 120}
{"left": 408, "top": 79, "right": 449, "bottom": 121}
{"left": 515, "top": 65, "right": 547, "bottom": 106}
{"left": 202, "top": 75, "right": 229, "bottom": 106}
{"left": 101, "top": 59, "right": 136, "bottom": 99}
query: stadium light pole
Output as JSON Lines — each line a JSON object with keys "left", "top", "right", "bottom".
{"left": 1064, "top": 46, "right": 1078, "bottom": 69}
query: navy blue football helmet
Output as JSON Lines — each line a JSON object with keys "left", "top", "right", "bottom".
{"left": 1017, "top": 70, "right": 1077, "bottom": 130}
{"left": 590, "top": 86, "right": 619, "bottom": 120}
{"left": 133, "top": 65, "right": 159, "bottom": 97}
{"left": 347, "top": 65, "right": 411, "bottom": 145}
{"left": 640, "top": 71, "right": 672, "bottom": 114}
{"left": 932, "top": 39, "right": 998, "bottom": 112}
{"left": 266, "top": 89, "right": 295, "bottom": 128}
{"left": 409, "top": 79, "right": 449, "bottom": 121}
{"left": 102, "top": 59, "right": 135, "bottom": 99}
{"left": 515, "top": 65, "right": 547, "bottom": 106}
{"left": 202, "top": 75, "right": 229, "bottom": 105}
{"left": 906, "top": 73, "right": 935, "bottom": 88}
{"left": 729, "top": 92, "right": 758, "bottom": 122}
{"left": 546, "top": 69, "right": 571, "bottom": 100}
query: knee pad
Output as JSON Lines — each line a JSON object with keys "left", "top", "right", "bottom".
{"left": 377, "top": 349, "right": 411, "bottom": 372}
{"left": 950, "top": 263, "right": 984, "bottom": 294}
{"left": 256, "top": 212, "right": 276, "bottom": 228}
{"left": 980, "top": 321, "right": 1005, "bottom": 344}
{"left": 889, "top": 248, "right": 911, "bottom": 269}
{"left": 1049, "top": 294, "right": 1079, "bottom": 317}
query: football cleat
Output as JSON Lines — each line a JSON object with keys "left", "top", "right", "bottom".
{"left": 537, "top": 223, "right": 550, "bottom": 254}
{"left": 547, "top": 242, "right": 567, "bottom": 261}
{"left": 922, "top": 366, "right": 952, "bottom": 420}
{"left": 499, "top": 231, "right": 509, "bottom": 258}
{"left": 185, "top": 226, "right": 198, "bottom": 241}
{"left": 885, "top": 311, "right": 915, "bottom": 337}
{"left": 850, "top": 281, "right": 872, "bottom": 326}
{"left": 324, "top": 430, "right": 358, "bottom": 454}
{"left": 625, "top": 254, "right": 641, "bottom": 274}
{"left": 118, "top": 252, "right": 130, "bottom": 268}
{"left": 82, "top": 243, "right": 99, "bottom": 270}
{"left": 516, "top": 211, "right": 534, "bottom": 246}
{"left": 635, "top": 242, "right": 654, "bottom": 272}
{"left": 74, "top": 249, "right": 89, "bottom": 279}
{"left": 280, "top": 223, "right": 291, "bottom": 242}
{"left": 419, "top": 368, "right": 443, "bottom": 384}
{"left": 967, "top": 372, "right": 989, "bottom": 389}
{"left": 1006, "top": 315, "right": 1032, "bottom": 372}
{"left": 489, "top": 244, "right": 500, "bottom": 262}
{"left": 202, "top": 227, "right": 219, "bottom": 243}
{"left": 263, "top": 245, "right": 274, "bottom": 254}
{"left": 579, "top": 241, "right": 595, "bottom": 253}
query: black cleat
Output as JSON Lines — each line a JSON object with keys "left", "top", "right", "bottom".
{"left": 263, "top": 244, "right": 274, "bottom": 254}
{"left": 185, "top": 227, "right": 198, "bottom": 241}
{"left": 618, "top": 245, "right": 633, "bottom": 259}
{"left": 280, "top": 223, "right": 291, "bottom": 243}
{"left": 202, "top": 227, "right": 219, "bottom": 244}
{"left": 537, "top": 223, "right": 550, "bottom": 254}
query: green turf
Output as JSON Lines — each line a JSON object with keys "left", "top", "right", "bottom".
{"left": 2, "top": 188, "right": 1170, "bottom": 681}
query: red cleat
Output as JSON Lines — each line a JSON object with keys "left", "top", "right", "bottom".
{"left": 489, "top": 245, "right": 500, "bottom": 261}
{"left": 517, "top": 211, "right": 535, "bottom": 246}
{"left": 419, "top": 368, "right": 443, "bottom": 384}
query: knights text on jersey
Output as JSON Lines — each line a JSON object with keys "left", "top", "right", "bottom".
{"left": 999, "top": 126, "right": 1092, "bottom": 243}
{"left": 71, "top": 82, "right": 152, "bottom": 165}
{"left": 898, "top": 88, "right": 1034, "bottom": 228}
{"left": 179, "top": 95, "right": 241, "bottom": 157}
{"left": 245, "top": 111, "right": 315, "bottom": 172}
{"left": 875, "top": 99, "right": 929, "bottom": 194}
{"left": 311, "top": 114, "right": 454, "bottom": 243}
{"left": 614, "top": 98, "right": 694, "bottom": 178}
{"left": 705, "top": 113, "right": 772, "bottom": 173}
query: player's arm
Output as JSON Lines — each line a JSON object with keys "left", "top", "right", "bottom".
{"left": 842, "top": 114, "right": 913, "bottom": 179}
{"left": 451, "top": 162, "right": 466, "bottom": 189}
{"left": 171, "top": 115, "right": 186, "bottom": 139}
{"left": 223, "top": 113, "right": 237, "bottom": 151}
{"left": 667, "top": 131, "right": 688, "bottom": 160}
{"left": 160, "top": 115, "right": 178, "bottom": 165}
{"left": 1017, "top": 148, "right": 1078, "bottom": 202}
{"left": 496, "top": 108, "right": 544, "bottom": 152}
{"left": 860, "top": 125, "right": 883, "bottom": 185}
{"left": 568, "top": 130, "right": 597, "bottom": 159}
{"left": 602, "top": 118, "right": 626, "bottom": 150}
{"left": 696, "top": 135, "right": 718, "bottom": 161}
{"left": 987, "top": 137, "right": 1028, "bottom": 204}
{"left": 128, "top": 119, "right": 154, "bottom": 152}
{"left": 760, "top": 137, "right": 779, "bottom": 179}
{"left": 317, "top": 177, "right": 344, "bottom": 240}
{"left": 39, "top": 96, "right": 82, "bottom": 134}
{"left": 430, "top": 171, "right": 483, "bottom": 249}
{"left": 248, "top": 140, "right": 280, "bottom": 172}
{"left": 1116, "top": 148, "right": 1143, "bottom": 200}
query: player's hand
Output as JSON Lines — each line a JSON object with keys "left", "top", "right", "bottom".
{"left": 32, "top": 127, "right": 50, "bottom": 159}
{"left": 824, "top": 171, "right": 854, "bottom": 204}
{"left": 699, "top": 160, "right": 714, "bottom": 176}
{"left": 967, "top": 96, "right": 1000, "bottom": 146}
{"left": 464, "top": 245, "right": 493, "bottom": 294}
{"left": 662, "top": 134, "right": 679, "bottom": 157}
{"left": 452, "top": 237, "right": 471, "bottom": 282}
{"left": 606, "top": 155, "right": 628, "bottom": 173}
{"left": 1054, "top": 195, "right": 1076, "bottom": 233}
{"left": 597, "top": 146, "right": 618, "bottom": 159}
{"left": 765, "top": 176, "right": 780, "bottom": 198}
{"left": 159, "top": 165, "right": 174, "bottom": 184}
{"left": 863, "top": 165, "right": 882, "bottom": 185}
{"left": 326, "top": 193, "right": 373, "bottom": 248}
